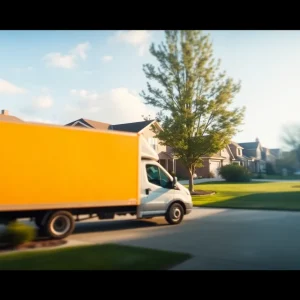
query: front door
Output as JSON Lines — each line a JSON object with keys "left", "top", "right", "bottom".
{"left": 141, "top": 163, "right": 175, "bottom": 215}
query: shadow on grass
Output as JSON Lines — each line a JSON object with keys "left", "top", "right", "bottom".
{"left": 197, "top": 191, "right": 300, "bottom": 211}
{"left": 0, "top": 243, "right": 192, "bottom": 270}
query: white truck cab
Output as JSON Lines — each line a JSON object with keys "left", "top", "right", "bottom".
{"left": 138, "top": 136, "right": 193, "bottom": 224}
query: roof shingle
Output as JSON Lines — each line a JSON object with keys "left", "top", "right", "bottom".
{"left": 0, "top": 114, "right": 24, "bottom": 123}
{"left": 109, "top": 120, "right": 155, "bottom": 133}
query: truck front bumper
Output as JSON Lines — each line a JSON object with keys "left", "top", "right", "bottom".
{"left": 185, "top": 202, "right": 193, "bottom": 215}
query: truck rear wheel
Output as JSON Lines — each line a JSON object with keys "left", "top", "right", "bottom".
{"left": 45, "top": 211, "right": 75, "bottom": 239}
{"left": 165, "top": 203, "right": 184, "bottom": 225}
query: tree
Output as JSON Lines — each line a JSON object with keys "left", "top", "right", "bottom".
{"left": 266, "top": 162, "right": 276, "bottom": 175}
{"left": 275, "top": 151, "right": 298, "bottom": 174}
{"left": 140, "top": 30, "right": 245, "bottom": 192}
{"left": 281, "top": 123, "right": 300, "bottom": 170}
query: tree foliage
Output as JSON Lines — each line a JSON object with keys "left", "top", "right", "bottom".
{"left": 140, "top": 30, "right": 245, "bottom": 191}
{"left": 276, "top": 151, "right": 299, "bottom": 174}
{"left": 281, "top": 123, "right": 300, "bottom": 168}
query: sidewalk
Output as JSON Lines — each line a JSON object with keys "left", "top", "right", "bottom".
{"left": 179, "top": 178, "right": 300, "bottom": 185}
{"left": 178, "top": 178, "right": 224, "bottom": 185}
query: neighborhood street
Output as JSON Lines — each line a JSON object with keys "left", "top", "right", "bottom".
{"left": 2, "top": 207, "right": 300, "bottom": 269}
{"left": 62, "top": 207, "right": 300, "bottom": 270}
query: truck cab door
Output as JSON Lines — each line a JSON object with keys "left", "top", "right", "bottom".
{"left": 140, "top": 163, "right": 175, "bottom": 216}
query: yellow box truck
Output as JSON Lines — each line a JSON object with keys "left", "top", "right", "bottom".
{"left": 0, "top": 121, "right": 193, "bottom": 239}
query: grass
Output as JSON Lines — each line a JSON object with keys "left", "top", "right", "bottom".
{"left": 189, "top": 181, "right": 300, "bottom": 211}
{"left": 0, "top": 244, "right": 191, "bottom": 270}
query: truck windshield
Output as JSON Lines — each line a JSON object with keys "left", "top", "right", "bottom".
{"left": 146, "top": 164, "right": 172, "bottom": 189}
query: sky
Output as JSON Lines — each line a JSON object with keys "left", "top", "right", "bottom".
{"left": 1, "top": 30, "right": 300, "bottom": 149}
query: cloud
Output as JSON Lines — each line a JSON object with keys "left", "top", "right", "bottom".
{"left": 43, "top": 42, "right": 90, "bottom": 69}
{"left": 101, "top": 55, "right": 113, "bottom": 62}
{"left": 65, "top": 87, "right": 156, "bottom": 124}
{"left": 34, "top": 95, "right": 54, "bottom": 109}
{"left": 72, "top": 42, "right": 90, "bottom": 60}
{"left": 43, "top": 53, "right": 76, "bottom": 69}
{"left": 112, "top": 30, "right": 151, "bottom": 56}
{"left": 12, "top": 66, "right": 34, "bottom": 73}
{"left": 0, "top": 78, "right": 27, "bottom": 94}
{"left": 21, "top": 94, "right": 54, "bottom": 116}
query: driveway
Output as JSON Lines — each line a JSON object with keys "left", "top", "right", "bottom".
{"left": 63, "top": 208, "right": 300, "bottom": 270}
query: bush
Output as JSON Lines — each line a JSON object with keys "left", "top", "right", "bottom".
{"left": 219, "top": 164, "right": 252, "bottom": 182}
{"left": 208, "top": 171, "right": 215, "bottom": 178}
{"left": 256, "top": 171, "right": 266, "bottom": 179}
{"left": 0, "top": 221, "right": 36, "bottom": 247}
{"left": 266, "top": 162, "right": 276, "bottom": 175}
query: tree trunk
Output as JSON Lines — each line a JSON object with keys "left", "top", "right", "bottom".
{"left": 188, "top": 168, "right": 194, "bottom": 192}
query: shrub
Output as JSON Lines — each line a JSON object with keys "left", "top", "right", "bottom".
{"left": 219, "top": 164, "right": 252, "bottom": 182}
{"left": 266, "top": 162, "right": 276, "bottom": 175}
{"left": 256, "top": 171, "right": 266, "bottom": 179}
{"left": 209, "top": 171, "right": 215, "bottom": 178}
{"left": 0, "top": 221, "right": 36, "bottom": 247}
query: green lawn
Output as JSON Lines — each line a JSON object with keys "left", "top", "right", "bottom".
{"left": 0, "top": 244, "right": 191, "bottom": 270}
{"left": 189, "top": 181, "right": 300, "bottom": 211}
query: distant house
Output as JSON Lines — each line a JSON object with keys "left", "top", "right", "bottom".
{"left": 0, "top": 110, "right": 24, "bottom": 123}
{"left": 262, "top": 147, "right": 277, "bottom": 165}
{"left": 229, "top": 141, "right": 255, "bottom": 172}
{"left": 65, "top": 118, "right": 177, "bottom": 174}
{"left": 175, "top": 145, "right": 235, "bottom": 179}
{"left": 237, "top": 139, "right": 266, "bottom": 173}
{"left": 65, "top": 118, "right": 110, "bottom": 130}
{"left": 269, "top": 148, "right": 282, "bottom": 160}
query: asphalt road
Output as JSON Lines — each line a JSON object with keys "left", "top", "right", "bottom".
{"left": 3, "top": 207, "right": 300, "bottom": 270}
{"left": 65, "top": 208, "right": 300, "bottom": 270}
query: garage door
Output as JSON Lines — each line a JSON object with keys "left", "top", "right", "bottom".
{"left": 210, "top": 160, "right": 221, "bottom": 178}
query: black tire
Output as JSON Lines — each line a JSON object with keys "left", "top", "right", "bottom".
{"left": 44, "top": 211, "right": 75, "bottom": 239}
{"left": 165, "top": 203, "right": 184, "bottom": 225}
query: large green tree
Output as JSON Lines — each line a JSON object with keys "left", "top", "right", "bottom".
{"left": 141, "top": 30, "right": 245, "bottom": 192}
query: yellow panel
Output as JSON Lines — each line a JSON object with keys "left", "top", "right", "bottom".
{"left": 0, "top": 122, "right": 140, "bottom": 210}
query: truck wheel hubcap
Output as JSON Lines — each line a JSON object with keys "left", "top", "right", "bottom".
{"left": 50, "top": 216, "right": 70, "bottom": 235}
{"left": 172, "top": 207, "right": 181, "bottom": 220}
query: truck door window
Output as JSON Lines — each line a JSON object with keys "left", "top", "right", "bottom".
{"left": 146, "top": 165, "right": 172, "bottom": 189}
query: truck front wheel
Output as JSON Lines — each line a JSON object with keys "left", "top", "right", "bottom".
{"left": 45, "top": 211, "right": 75, "bottom": 239}
{"left": 165, "top": 203, "right": 184, "bottom": 225}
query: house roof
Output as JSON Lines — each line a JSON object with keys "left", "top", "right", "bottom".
{"left": 229, "top": 141, "right": 243, "bottom": 149}
{"left": 65, "top": 117, "right": 163, "bottom": 134}
{"left": 0, "top": 114, "right": 24, "bottom": 123}
{"left": 238, "top": 142, "right": 259, "bottom": 150}
{"left": 65, "top": 118, "right": 110, "bottom": 130}
{"left": 109, "top": 120, "right": 156, "bottom": 133}
{"left": 270, "top": 148, "right": 281, "bottom": 156}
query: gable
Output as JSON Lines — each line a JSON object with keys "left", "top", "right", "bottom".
{"left": 110, "top": 120, "right": 162, "bottom": 134}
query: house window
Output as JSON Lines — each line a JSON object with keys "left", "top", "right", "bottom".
{"left": 148, "top": 138, "right": 158, "bottom": 151}
{"left": 238, "top": 149, "right": 242, "bottom": 156}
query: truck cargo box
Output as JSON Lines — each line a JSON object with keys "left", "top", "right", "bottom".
{"left": 0, "top": 121, "right": 144, "bottom": 211}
